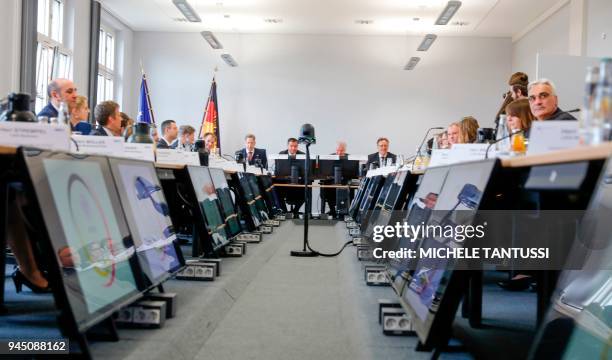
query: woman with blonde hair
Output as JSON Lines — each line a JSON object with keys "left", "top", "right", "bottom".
{"left": 70, "top": 95, "right": 92, "bottom": 135}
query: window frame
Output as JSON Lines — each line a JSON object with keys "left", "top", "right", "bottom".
{"left": 96, "top": 24, "right": 116, "bottom": 102}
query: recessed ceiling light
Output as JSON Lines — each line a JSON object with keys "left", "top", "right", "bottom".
{"left": 201, "top": 31, "right": 223, "bottom": 49}
{"left": 404, "top": 57, "right": 421, "bottom": 70}
{"left": 172, "top": 0, "right": 201, "bottom": 22}
{"left": 355, "top": 19, "right": 374, "bottom": 25}
{"left": 435, "top": 1, "right": 462, "bottom": 25}
{"left": 221, "top": 53, "right": 238, "bottom": 67}
{"left": 264, "top": 18, "right": 283, "bottom": 24}
{"left": 417, "top": 34, "right": 437, "bottom": 51}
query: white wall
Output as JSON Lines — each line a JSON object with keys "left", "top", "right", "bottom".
{"left": 585, "top": 0, "right": 612, "bottom": 58}
{"left": 101, "top": 8, "right": 135, "bottom": 113}
{"left": 512, "top": 3, "right": 570, "bottom": 78}
{"left": 0, "top": 0, "right": 22, "bottom": 95}
{"left": 132, "top": 32, "right": 511, "bottom": 156}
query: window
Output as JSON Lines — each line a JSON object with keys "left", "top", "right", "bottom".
{"left": 35, "top": 0, "right": 72, "bottom": 113}
{"left": 97, "top": 26, "right": 115, "bottom": 102}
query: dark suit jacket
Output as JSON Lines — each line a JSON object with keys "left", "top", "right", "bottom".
{"left": 366, "top": 152, "right": 397, "bottom": 169}
{"left": 157, "top": 138, "right": 178, "bottom": 149}
{"left": 90, "top": 127, "right": 109, "bottom": 136}
{"left": 239, "top": 148, "right": 268, "bottom": 169}
{"left": 545, "top": 107, "right": 578, "bottom": 121}
{"left": 71, "top": 122, "right": 92, "bottom": 135}
{"left": 37, "top": 103, "right": 58, "bottom": 118}
{"left": 279, "top": 149, "right": 305, "bottom": 155}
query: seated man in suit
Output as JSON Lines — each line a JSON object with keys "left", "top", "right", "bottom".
{"left": 366, "top": 137, "right": 396, "bottom": 169}
{"left": 91, "top": 100, "right": 123, "bottom": 136}
{"left": 279, "top": 137, "right": 305, "bottom": 156}
{"left": 528, "top": 79, "right": 577, "bottom": 121}
{"left": 321, "top": 141, "right": 350, "bottom": 218}
{"left": 37, "top": 78, "right": 78, "bottom": 119}
{"left": 277, "top": 138, "right": 306, "bottom": 216}
{"left": 237, "top": 133, "right": 268, "bottom": 169}
{"left": 157, "top": 120, "right": 179, "bottom": 149}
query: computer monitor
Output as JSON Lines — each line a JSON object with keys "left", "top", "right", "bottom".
{"left": 208, "top": 167, "right": 243, "bottom": 238}
{"left": 274, "top": 157, "right": 315, "bottom": 179}
{"left": 236, "top": 172, "right": 263, "bottom": 227}
{"left": 19, "top": 149, "right": 144, "bottom": 332}
{"left": 317, "top": 158, "right": 360, "bottom": 181}
{"left": 362, "top": 173, "right": 396, "bottom": 239}
{"left": 108, "top": 158, "right": 185, "bottom": 290}
{"left": 186, "top": 166, "right": 230, "bottom": 250}
{"left": 245, "top": 173, "right": 270, "bottom": 221}
{"left": 348, "top": 177, "right": 370, "bottom": 219}
{"left": 356, "top": 175, "right": 385, "bottom": 223}
{"left": 529, "top": 157, "right": 612, "bottom": 360}
{"left": 401, "top": 159, "right": 497, "bottom": 348}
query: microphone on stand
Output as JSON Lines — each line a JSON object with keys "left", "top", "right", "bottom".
{"left": 411, "top": 127, "right": 445, "bottom": 169}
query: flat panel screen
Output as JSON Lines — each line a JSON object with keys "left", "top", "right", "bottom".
{"left": 246, "top": 173, "right": 269, "bottom": 220}
{"left": 109, "top": 158, "right": 184, "bottom": 288}
{"left": 21, "top": 150, "right": 142, "bottom": 331}
{"left": 402, "top": 159, "right": 496, "bottom": 345}
{"left": 237, "top": 172, "right": 262, "bottom": 227}
{"left": 187, "top": 166, "right": 230, "bottom": 249}
{"left": 209, "top": 167, "right": 242, "bottom": 237}
{"left": 259, "top": 175, "right": 284, "bottom": 214}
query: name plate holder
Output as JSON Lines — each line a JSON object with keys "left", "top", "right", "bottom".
{"left": 156, "top": 149, "right": 200, "bottom": 166}
{"left": 0, "top": 122, "right": 70, "bottom": 151}
{"left": 263, "top": 219, "right": 280, "bottom": 227}
{"left": 260, "top": 225, "right": 273, "bottom": 234}
{"left": 236, "top": 232, "right": 262, "bottom": 243}
{"left": 71, "top": 134, "right": 124, "bottom": 156}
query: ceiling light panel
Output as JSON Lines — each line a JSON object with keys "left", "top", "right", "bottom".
{"left": 201, "top": 31, "right": 223, "bottom": 49}
{"left": 435, "top": 1, "right": 461, "bottom": 25}
{"left": 172, "top": 0, "right": 201, "bottom": 22}
{"left": 404, "top": 57, "right": 420, "bottom": 70}
{"left": 417, "top": 34, "right": 437, "bottom": 51}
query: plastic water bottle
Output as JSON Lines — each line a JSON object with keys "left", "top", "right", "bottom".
{"left": 580, "top": 66, "right": 600, "bottom": 144}
{"left": 495, "top": 115, "right": 510, "bottom": 153}
{"left": 57, "top": 101, "right": 70, "bottom": 126}
{"left": 593, "top": 58, "right": 612, "bottom": 141}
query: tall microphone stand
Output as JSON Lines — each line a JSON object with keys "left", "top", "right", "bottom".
{"left": 290, "top": 142, "right": 318, "bottom": 257}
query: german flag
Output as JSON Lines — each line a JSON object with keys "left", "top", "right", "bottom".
{"left": 199, "top": 78, "right": 220, "bottom": 151}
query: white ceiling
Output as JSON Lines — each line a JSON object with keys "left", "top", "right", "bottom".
{"left": 100, "top": 0, "right": 562, "bottom": 37}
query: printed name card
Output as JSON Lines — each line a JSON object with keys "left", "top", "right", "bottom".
{"left": 448, "top": 144, "right": 491, "bottom": 164}
{"left": 428, "top": 149, "right": 452, "bottom": 167}
{"left": 527, "top": 121, "right": 579, "bottom": 155}
{"left": 156, "top": 149, "right": 200, "bottom": 165}
{"left": 123, "top": 143, "right": 155, "bottom": 162}
{"left": 318, "top": 155, "right": 340, "bottom": 160}
{"left": 0, "top": 122, "right": 70, "bottom": 151}
{"left": 71, "top": 135, "right": 125, "bottom": 157}
{"left": 348, "top": 155, "right": 367, "bottom": 162}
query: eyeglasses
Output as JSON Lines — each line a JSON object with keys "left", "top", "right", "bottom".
{"left": 528, "top": 92, "right": 551, "bottom": 102}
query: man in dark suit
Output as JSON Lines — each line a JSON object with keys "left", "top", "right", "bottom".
{"left": 37, "top": 78, "right": 78, "bottom": 119}
{"left": 157, "top": 120, "right": 178, "bottom": 149}
{"left": 237, "top": 133, "right": 268, "bottom": 169}
{"left": 279, "top": 137, "right": 305, "bottom": 156}
{"left": 366, "top": 137, "right": 397, "bottom": 169}
{"left": 277, "top": 137, "right": 305, "bottom": 216}
{"left": 321, "top": 141, "right": 350, "bottom": 217}
{"left": 528, "top": 79, "right": 577, "bottom": 121}
{"left": 90, "top": 101, "right": 122, "bottom": 136}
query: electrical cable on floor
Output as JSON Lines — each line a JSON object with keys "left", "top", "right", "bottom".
{"left": 306, "top": 239, "right": 353, "bottom": 257}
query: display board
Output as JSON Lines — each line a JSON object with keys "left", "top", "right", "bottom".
{"left": 20, "top": 149, "right": 144, "bottom": 332}
{"left": 109, "top": 157, "right": 184, "bottom": 288}
{"left": 208, "top": 167, "right": 243, "bottom": 237}
{"left": 186, "top": 166, "right": 230, "bottom": 250}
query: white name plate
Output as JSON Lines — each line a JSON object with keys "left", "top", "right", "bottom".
{"left": 71, "top": 134, "right": 124, "bottom": 156}
{"left": 123, "top": 143, "right": 155, "bottom": 162}
{"left": 348, "top": 155, "right": 367, "bottom": 161}
{"left": 527, "top": 121, "right": 579, "bottom": 155}
{"left": 156, "top": 149, "right": 200, "bottom": 165}
{"left": 428, "top": 149, "right": 452, "bottom": 167}
{"left": 0, "top": 122, "right": 70, "bottom": 151}
{"left": 448, "top": 144, "right": 490, "bottom": 164}
{"left": 318, "top": 155, "right": 340, "bottom": 160}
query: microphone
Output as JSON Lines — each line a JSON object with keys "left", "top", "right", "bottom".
{"left": 412, "top": 127, "right": 444, "bottom": 169}
{"left": 485, "top": 128, "right": 524, "bottom": 159}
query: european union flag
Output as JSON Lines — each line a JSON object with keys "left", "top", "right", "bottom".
{"left": 137, "top": 74, "right": 154, "bottom": 124}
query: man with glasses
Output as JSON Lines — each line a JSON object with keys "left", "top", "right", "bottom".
{"left": 527, "top": 79, "right": 577, "bottom": 121}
